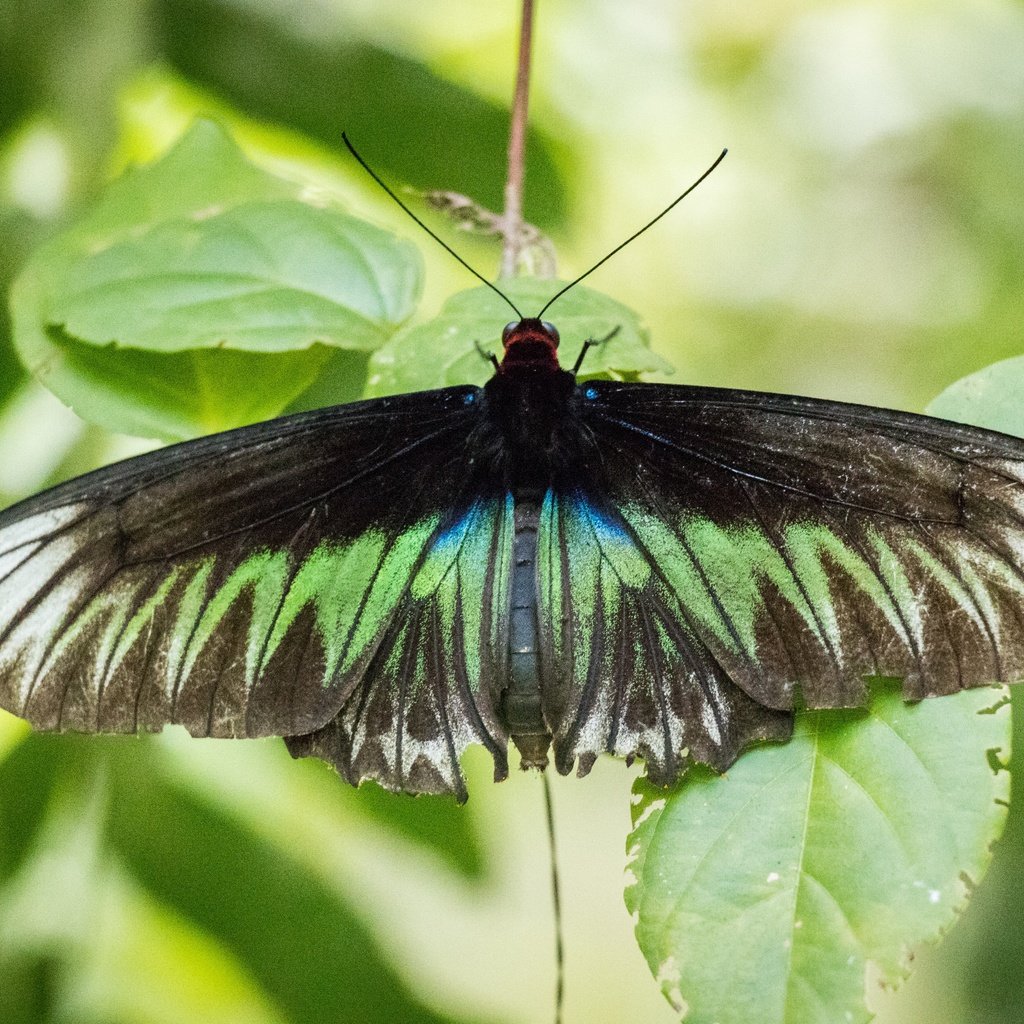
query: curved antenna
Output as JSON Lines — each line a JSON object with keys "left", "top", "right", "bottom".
{"left": 342, "top": 133, "right": 523, "bottom": 320}
{"left": 536, "top": 148, "right": 728, "bottom": 319}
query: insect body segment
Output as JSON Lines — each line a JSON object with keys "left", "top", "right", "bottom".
{"left": 498, "top": 317, "right": 562, "bottom": 376}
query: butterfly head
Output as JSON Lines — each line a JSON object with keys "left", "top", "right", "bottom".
{"left": 498, "top": 318, "right": 561, "bottom": 375}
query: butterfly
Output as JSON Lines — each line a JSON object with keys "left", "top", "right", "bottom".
{"left": 1, "top": 304, "right": 1023, "bottom": 801}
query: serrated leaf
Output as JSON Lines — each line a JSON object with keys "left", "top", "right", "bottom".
{"left": 918, "top": 364, "right": 1024, "bottom": 1022}
{"left": 10, "top": 120, "right": 422, "bottom": 440}
{"left": 365, "top": 278, "right": 673, "bottom": 397}
{"left": 625, "top": 683, "right": 1011, "bottom": 1024}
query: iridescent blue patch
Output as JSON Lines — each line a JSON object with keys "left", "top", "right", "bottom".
{"left": 575, "top": 496, "right": 631, "bottom": 546}
{"left": 432, "top": 503, "right": 481, "bottom": 554}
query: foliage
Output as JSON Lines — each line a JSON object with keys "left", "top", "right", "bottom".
{"left": 366, "top": 278, "right": 671, "bottom": 396}
{"left": 0, "top": 733, "right": 490, "bottom": 1024}
{"left": 626, "top": 684, "right": 1009, "bottom": 1024}
{"left": 1, "top": 2, "right": 1024, "bottom": 1023}
{"left": 11, "top": 121, "right": 422, "bottom": 440}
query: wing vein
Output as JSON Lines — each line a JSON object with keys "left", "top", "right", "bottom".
{"left": 590, "top": 411, "right": 961, "bottom": 525}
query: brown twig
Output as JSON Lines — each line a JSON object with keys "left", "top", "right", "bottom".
{"left": 500, "top": 0, "right": 536, "bottom": 279}
{"left": 420, "top": 189, "right": 557, "bottom": 277}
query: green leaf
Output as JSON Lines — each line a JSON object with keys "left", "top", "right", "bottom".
{"left": 0, "top": 734, "right": 493, "bottom": 1024}
{"left": 916, "top": 365, "right": 1024, "bottom": 1023}
{"left": 366, "top": 278, "right": 673, "bottom": 397}
{"left": 51, "top": 200, "right": 417, "bottom": 354}
{"left": 625, "top": 683, "right": 1011, "bottom": 1024}
{"left": 18, "top": 327, "right": 338, "bottom": 441}
{"left": 10, "top": 120, "right": 422, "bottom": 440}
{"left": 926, "top": 354, "right": 1024, "bottom": 435}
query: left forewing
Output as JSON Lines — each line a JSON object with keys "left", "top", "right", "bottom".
{"left": 0, "top": 387, "right": 510, "bottom": 801}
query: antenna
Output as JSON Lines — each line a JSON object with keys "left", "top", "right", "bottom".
{"left": 536, "top": 148, "right": 728, "bottom": 318}
{"left": 342, "top": 133, "right": 524, "bottom": 320}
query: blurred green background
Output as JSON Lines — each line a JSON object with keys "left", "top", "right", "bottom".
{"left": 1, "top": 1, "right": 1023, "bottom": 1021}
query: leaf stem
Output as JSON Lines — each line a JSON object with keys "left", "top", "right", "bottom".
{"left": 542, "top": 771, "right": 565, "bottom": 1024}
{"left": 500, "top": 0, "right": 536, "bottom": 279}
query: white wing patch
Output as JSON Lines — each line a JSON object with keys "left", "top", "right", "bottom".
{"left": 0, "top": 506, "right": 87, "bottom": 558}
{"left": 1, "top": 563, "right": 95, "bottom": 712}
{"left": 0, "top": 533, "right": 84, "bottom": 647}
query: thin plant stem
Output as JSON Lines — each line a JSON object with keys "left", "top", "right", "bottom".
{"left": 542, "top": 771, "right": 565, "bottom": 1024}
{"left": 500, "top": 0, "right": 536, "bottom": 279}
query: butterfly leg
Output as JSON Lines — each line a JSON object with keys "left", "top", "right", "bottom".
{"left": 474, "top": 339, "right": 500, "bottom": 371}
{"left": 571, "top": 326, "right": 621, "bottom": 375}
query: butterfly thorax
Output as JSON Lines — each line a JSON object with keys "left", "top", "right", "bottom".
{"left": 481, "top": 317, "right": 605, "bottom": 497}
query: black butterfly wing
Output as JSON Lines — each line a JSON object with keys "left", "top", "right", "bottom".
{"left": 539, "top": 381, "right": 1024, "bottom": 785}
{"left": 285, "top": 492, "right": 515, "bottom": 798}
{"left": 0, "top": 387, "right": 512, "bottom": 798}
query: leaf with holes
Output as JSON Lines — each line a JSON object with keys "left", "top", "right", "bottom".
{"left": 625, "top": 683, "right": 1011, "bottom": 1024}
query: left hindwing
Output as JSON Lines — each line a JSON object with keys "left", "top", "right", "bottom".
{"left": 0, "top": 387, "right": 512, "bottom": 797}
{"left": 539, "top": 380, "right": 1024, "bottom": 784}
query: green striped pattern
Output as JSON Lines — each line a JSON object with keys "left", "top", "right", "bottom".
{"left": 540, "top": 488, "right": 1023, "bottom": 783}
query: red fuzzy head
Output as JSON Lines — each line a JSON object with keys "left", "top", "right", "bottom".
{"left": 498, "top": 318, "right": 561, "bottom": 376}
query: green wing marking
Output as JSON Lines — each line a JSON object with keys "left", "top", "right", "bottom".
{"left": 289, "top": 495, "right": 515, "bottom": 800}
{"left": 7, "top": 374, "right": 1024, "bottom": 796}
{"left": 538, "top": 490, "right": 793, "bottom": 784}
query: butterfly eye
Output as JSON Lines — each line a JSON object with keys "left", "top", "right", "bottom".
{"left": 541, "top": 321, "right": 560, "bottom": 347}
{"left": 502, "top": 321, "right": 520, "bottom": 345}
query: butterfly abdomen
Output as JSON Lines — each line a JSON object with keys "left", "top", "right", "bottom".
{"left": 505, "top": 488, "right": 551, "bottom": 770}
{"left": 481, "top": 345, "right": 593, "bottom": 772}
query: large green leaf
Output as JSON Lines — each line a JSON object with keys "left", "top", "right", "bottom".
{"left": 911, "top": 363, "right": 1024, "bottom": 1022}
{"left": 10, "top": 120, "right": 422, "bottom": 439}
{"left": 625, "top": 683, "right": 1010, "bottom": 1024}
{"left": 366, "top": 278, "right": 673, "bottom": 397}
{"left": 51, "top": 200, "right": 417, "bottom": 354}
{"left": 0, "top": 734, "right": 492, "bottom": 1024}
